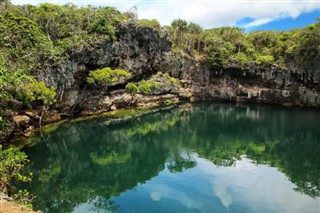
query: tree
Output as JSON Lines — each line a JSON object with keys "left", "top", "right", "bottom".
{"left": 171, "top": 19, "right": 188, "bottom": 48}
{"left": 0, "top": 145, "right": 33, "bottom": 208}
{"left": 124, "top": 6, "right": 138, "bottom": 22}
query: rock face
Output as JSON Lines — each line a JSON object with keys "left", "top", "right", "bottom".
{"left": 37, "top": 24, "right": 320, "bottom": 117}
{"left": 189, "top": 64, "right": 320, "bottom": 107}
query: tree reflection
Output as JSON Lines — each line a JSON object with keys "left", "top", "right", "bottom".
{"left": 22, "top": 103, "right": 320, "bottom": 212}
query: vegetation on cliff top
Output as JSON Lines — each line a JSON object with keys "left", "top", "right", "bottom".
{"left": 167, "top": 18, "right": 320, "bottom": 71}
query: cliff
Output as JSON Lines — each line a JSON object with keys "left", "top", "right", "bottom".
{"left": 2, "top": 24, "right": 320, "bottom": 141}
{"left": 38, "top": 24, "right": 320, "bottom": 115}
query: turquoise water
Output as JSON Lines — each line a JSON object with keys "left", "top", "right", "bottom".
{"left": 22, "top": 103, "right": 320, "bottom": 213}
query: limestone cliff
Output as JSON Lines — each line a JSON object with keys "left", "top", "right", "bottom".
{"left": 4, "top": 25, "right": 317, "bottom": 136}
{"left": 1, "top": 24, "right": 320, "bottom": 142}
{"left": 37, "top": 24, "right": 319, "bottom": 117}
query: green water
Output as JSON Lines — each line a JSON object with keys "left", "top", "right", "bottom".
{"left": 22, "top": 103, "right": 320, "bottom": 213}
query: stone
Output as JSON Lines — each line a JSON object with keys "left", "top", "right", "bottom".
{"left": 13, "top": 115, "right": 30, "bottom": 127}
{"left": 43, "top": 114, "right": 61, "bottom": 124}
{"left": 25, "top": 111, "right": 40, "bottom": 119}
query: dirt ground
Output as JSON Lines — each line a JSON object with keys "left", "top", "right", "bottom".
{"left": 0, "top": 200, "right": 40, "bottom": 213}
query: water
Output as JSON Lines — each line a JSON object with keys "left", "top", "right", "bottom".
{"left": 22, "top": 103, "right": 320, "bottom": 213}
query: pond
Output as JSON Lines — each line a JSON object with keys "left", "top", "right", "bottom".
{"left": 22, "top": 103, "right": 320, "bottom": 213}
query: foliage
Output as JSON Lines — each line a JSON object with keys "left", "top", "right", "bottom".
{"left": 0, "top": 60, "right": 56, "bottom": 110}
{"left": 167, "top": 17, "right": 319, "bottom": 76}
{"left": 137, "top": 19, "right": 161, "bottom": 31}
{"left": 164, "top": 99, "right": 172, "bottom": 105}
{"left": 87, "top": 67, "right": 131, "bottom": 86}
{"left": 170, "top": 19, "right": 203, "bottom": 52}
{"left": 0, "top": 145, "right": 33, "bottom": 207}
{"left": 231, "top": 52, "right": 249, "bottom": 67}
{"left": 0, "top": 11, "right": 54, "bottom": 73}
{"left": 138, "top": 80, "right": 160, "bottom": 95}
{"left": 125, "top": 80, "right": 159, "bottom": 95}
{"left": 0, "top": 116, "right": 10, "bottom": 130}
{"left": 125, "top": 82, "right": 139, "bottom": 93}
{"left": 164, "top": 72, "right": 180, "bottom": 85}
{"left": 256, "top": 55, "right": 275, "bottom": 66}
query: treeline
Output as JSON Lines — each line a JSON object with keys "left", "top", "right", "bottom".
{"left": 166, "top": 18, "right": 320, "bottom": 71}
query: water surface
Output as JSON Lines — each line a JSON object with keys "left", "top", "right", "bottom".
{"left": 22, "top": 103, "right": 320, "bottom": 213}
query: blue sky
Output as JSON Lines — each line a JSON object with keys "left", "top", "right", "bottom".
{"left": 11, "top": 0, "right": 320, "bottom": 31}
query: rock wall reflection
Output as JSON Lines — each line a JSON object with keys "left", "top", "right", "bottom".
{"left": 22, "top": 103, "right": 320, "bottom": 212}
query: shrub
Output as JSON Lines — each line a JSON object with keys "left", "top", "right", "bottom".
{"left": 231, "top": 52, "right": 249, "bottom": 67}
{"left": 138, "top": 80, "right": 159, "bottom": 95}
{"left": 0, "top": 145, "right": 33, "bottom": 208}
{"left": 0, "top": 116, "right": 9, "bottom": 130}
{"left": 125, "top": 82, "right": 139, "bottom": 93}
{"left": 125, "top": 80, "right": 159, "bottom": 95}
{"left": 256, "top": 55, "right": 274, "bottom": 66}
{"left": 87, "top": 67, "right": 131, "bottom": 86}
{"left": 163, "top": 72, "right": 179, "bottom": 85}
{"left": 164, "top": 99, "right": 172, "bottom": 105}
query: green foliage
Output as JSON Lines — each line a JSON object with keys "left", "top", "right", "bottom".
{"left": 125, "top": 80, "right": 160, "bottom": 95}
{"left": 137, "top": 19, "right": 161, "bottom": 31}
{"left": 87, "top": 67, "right": 131, "bottom": 86}
{"left": 0, "top": 116, "right": 10, "bottom": 130}
{"left": 13, "top": 189, "right": 33, "bottom": 209}
{"left": 256, "top": 55, "right": 275, "bottom": 66}
{"left": 138, "top": 80, "right": 159, "bottom": 95}
{"left": 0, "top": 11, "right": 53, "bottom": 72}
{"left": 168, "top": 17, "right": 319, "bottom": 75}
{"left": 90, "top": 151, "right": 131, "bottom": 165}
{"left": 0, "top": 60, "right": 56, "bottom": 110}
{"left": 164, "top": 72, "right": 179, "bottom": 85}
{"left": 171, "top": 19, "right": 188, "bottom": 33}
{"left": 87, "top": 19, "right": 116, "bottom": 41}
{"left": 164, "top": 99, "right": 172, "bottom": 105}
{"left": 170, "top": 19, "right": 203, "bottom": 52}
{"left": 125, "top": 82, "right": 139, "bottom": 93}
{"left": 38, "top": 166, "right": 61, "bottom": 184}
{"left": 231, "top": 52, "right": 250, "bottom": 67}
{"left": 24, "top": 81, "right": 56, "bottom": 106}
{"left": 0, "top": 145, "right": 33, "bottom": 207}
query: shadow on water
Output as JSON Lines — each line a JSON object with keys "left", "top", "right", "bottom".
{"left": 21, "top": 103, "right": 320, "bottom": 212}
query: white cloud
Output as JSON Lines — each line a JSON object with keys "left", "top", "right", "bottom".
{"left": 244, "top": 17, "right": 275, "bottom": 28}
{"left": 10, "top": 0, "right": 320, "bottom": 29}
{"left": 197, "top": 156, "right": 320, "bottom": 213}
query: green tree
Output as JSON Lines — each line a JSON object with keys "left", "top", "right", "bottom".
{"left": 171, "top": 19, "right": 188, "bottom": 48}
{"left": 0, "top": 145, "right": 33, "bottom": 207}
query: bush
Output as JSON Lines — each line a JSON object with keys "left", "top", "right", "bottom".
{"left": 256, "top": 55, "right": 274, "bottom": 66}
{"left": 164, "top": 99, "right": 172, "bottom": 105}
{"left": 87, "top": 67, "right": 131, "bottom": 86}
{"left": 125, "top": 80, "right": 159, "bottom": 95}
{"left": 231, "top": 52, "right": 249, "bottom": 67}
{"left": 125, "top": 82, "right": 139, "bottom": 93}
{"left": 0, "top": 145, "right": 33, "bottom": 208}
{"left": 0, "top": 116, "right": 9, "bottom": 130}
{"left": 0, "top": 63, "right": 56, "bottom": 109}
{"left": 138, "top": 80, "right": 159, "bottom": 95}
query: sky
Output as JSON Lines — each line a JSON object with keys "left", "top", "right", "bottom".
{"left": 10, "top": 0, "right": 320, "bottom": 31}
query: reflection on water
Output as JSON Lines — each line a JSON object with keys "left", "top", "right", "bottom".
{"left": 22, "top": 103, "right": 320, "bottom": 213}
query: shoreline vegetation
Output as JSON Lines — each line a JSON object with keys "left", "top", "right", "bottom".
{"left": 0, "top": 0, "right": 319, "bottom": 211}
